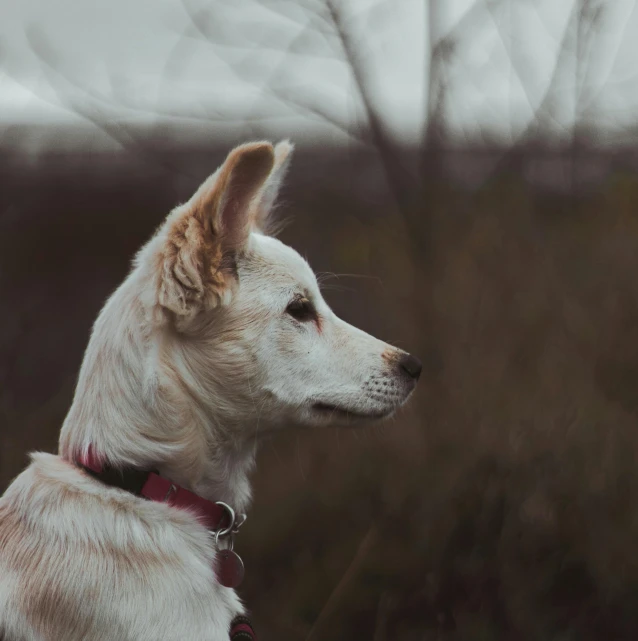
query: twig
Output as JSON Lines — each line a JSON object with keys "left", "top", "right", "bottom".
{"left": 372, "top": 591, "right": 394, "bottom": 641}
{"left": 305, "top": 525, "right": 378, "bottom": 641}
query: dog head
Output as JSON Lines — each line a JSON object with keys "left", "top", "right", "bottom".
{"left": 60, "top": 141, "right": 421, "bottom": 479}
{"left": 137, "top": 141, "right": 421, "bottom": 433}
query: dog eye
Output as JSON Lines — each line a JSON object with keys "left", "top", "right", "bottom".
{"left": 286, "top": 297, "right": 315, "bottom": 322}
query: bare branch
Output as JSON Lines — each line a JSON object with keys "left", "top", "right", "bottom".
{"left": 484, "top": 1, "right": 538, "bottom": 120}
{"left": 492, "top": 2, "right": 580, "bottom": 153}
{"left": 175, "top": 0, "right": 363, "bottom": 140}
{"left": 323, "top": 0, "right": 415, "bottom": 217}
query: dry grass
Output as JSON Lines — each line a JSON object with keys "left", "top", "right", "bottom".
{"left": 3, "top": 150, "right": 638, "bottom": 639}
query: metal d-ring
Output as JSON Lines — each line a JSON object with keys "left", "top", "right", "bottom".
{"left": 213, "top": 501, "right": 236, "bottom": 540}
{"left": 215, "top": 530, "right": 235, "bottom": 551}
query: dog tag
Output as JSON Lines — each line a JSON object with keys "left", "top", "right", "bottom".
{"left": 216, "top": 549, "right": 245, "bottom": 589}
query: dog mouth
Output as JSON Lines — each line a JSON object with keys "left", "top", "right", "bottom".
{"left": 311, "top": 401, "right": 390, "bottom": 420}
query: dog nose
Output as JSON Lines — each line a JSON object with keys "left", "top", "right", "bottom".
{"left": 399, "top": 353, "right": 422, "bottom": 381}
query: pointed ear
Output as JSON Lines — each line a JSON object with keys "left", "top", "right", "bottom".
{"left": 157, "top": 142, "right": 275, "bottom": 321}
{"left": 250, "top": 140, "right": 294, "bottom": 234}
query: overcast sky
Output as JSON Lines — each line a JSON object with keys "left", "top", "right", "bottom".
{"left": 1, "top": 0, "right": 637, "bottom": 148}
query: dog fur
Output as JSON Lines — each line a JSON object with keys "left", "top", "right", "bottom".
{"left": 0, "top": 141, "right": 420, "bottom": 641}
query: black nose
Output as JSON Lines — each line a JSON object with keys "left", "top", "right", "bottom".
{"left": 399, "top": 353, "right": 422, "bottom": 381}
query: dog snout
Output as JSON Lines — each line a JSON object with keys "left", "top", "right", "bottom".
{"left": 398, "top": 352, "right": 422, "bottom": 381}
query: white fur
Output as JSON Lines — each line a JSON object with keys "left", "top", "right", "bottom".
{"left": 0, "top": 141, "right": 418, "bottom": 641}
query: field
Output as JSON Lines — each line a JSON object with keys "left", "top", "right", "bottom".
{"left": 2, "top": 142, "right": 638, "bottom": 640}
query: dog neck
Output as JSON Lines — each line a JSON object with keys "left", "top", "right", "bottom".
{"left": 60, "top": 396, "right": 256, "bottom": 514}
{"left": 58, "top": 282, "right": 256, "bottom": 514}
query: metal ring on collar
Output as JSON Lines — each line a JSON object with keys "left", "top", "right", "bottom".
{"left": 214, "top": 501, "right": 236, "bottom": 539}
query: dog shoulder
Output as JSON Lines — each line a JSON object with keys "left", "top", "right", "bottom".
{"left": 0, "top": 454, "right": 243, "bottom": 641}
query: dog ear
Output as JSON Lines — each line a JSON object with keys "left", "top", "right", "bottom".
{"left": 250, "top": 140, "right": 294, "bottom": 234}
{"left": 157, "top": 141, "right": 275, "bottom": 321}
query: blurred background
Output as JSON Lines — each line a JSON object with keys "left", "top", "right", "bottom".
{"left": 3, "top": 0, "right": 638, "bottom": 639}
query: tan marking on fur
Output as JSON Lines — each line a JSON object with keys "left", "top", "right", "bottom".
{"left": 382, "top": 347, "right": 401, "bottom": 364}
{"left": 22, "top": 565, "right": 93, "bottom": 640}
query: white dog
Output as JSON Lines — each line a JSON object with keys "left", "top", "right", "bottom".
{"left": 0, "top": 141, "right": 421, "bottom": 641}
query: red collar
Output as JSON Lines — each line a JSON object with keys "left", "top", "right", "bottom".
{"left": 77, "top": 447, "right": 241, "bottom": 532}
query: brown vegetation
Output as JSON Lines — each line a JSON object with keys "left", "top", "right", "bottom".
{"left": 3, "top": 145, "right": 638, "bottom": 639}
